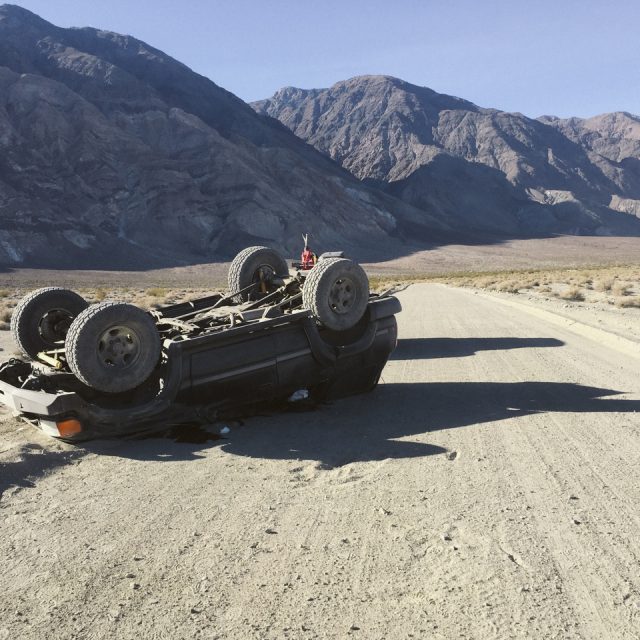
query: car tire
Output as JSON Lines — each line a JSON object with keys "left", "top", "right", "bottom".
{"left": 66, "top": 302, "right": 161, "bottom": 393}
{"left": 228, "top": 246, "right": 289, "bottom": 302}
{"left": 302, "top": 257, "right": 369, "bottom": 331}
{"left": 11, "top": 287, "right": 89, "bottom": 359}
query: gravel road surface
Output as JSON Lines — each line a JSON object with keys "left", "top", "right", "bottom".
{"left": 1, "top": 284, "right": 639, "bottom": 639}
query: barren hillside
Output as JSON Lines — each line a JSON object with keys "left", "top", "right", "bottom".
{"left": 0, "top": 6, "right": 439, "bottom": 268}
{"left": 254, "top": 76, "right": 640, "bottom": 236}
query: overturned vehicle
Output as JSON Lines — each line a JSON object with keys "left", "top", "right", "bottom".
{"left": 0, "top": 248, "right": 400, "bottom": 441}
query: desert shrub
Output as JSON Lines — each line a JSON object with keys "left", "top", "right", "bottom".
{"left": 615, "top": 296, "right": 640, "bottom": 308}
{"left": 136, "top": 297, "right": 151, "bottom": 310}
{"left": 559, "top": 286, "right": 585, "bottom": 301}
{"left": 146, "top": 287, "right": 167, "bottom": 298}
{"left": 137, "top": 296, "right": 164, "bottom": 310}
{"left": 0, "top": 289, "right": 9, "bottom": 298}
{"left": 94, "top": 288, "right": 108, "bottom": 302}
{"left": 611, "top": 281, "right": 631, "bottom": 297}
{"left": 368, "top": 276, "right": 397, "bottom": 292}
{"left": 0, "top": 309, "right": 12, "bottom": 323}
{"left": 594, "top": 279, "right": 614, "bottom": 292}
{"left": 0, "top": 321, "right": 9, "bottom": 331}
{"left": 476, "top": 277, "right": 497, "bottom": 289}
{"left": 490, "top": 280, "right": 521, "bottom": 294}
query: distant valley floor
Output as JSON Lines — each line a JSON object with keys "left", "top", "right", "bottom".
{"left": 1, "top": 236, "right": 640, "bottom": 289}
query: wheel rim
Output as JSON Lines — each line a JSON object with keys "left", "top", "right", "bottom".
{"left": 39, "top": 309, "right": 75, "bottom": 344}
{"left": 97, "top": 325, "right": 141, "bottom": 369}
{"left": 328, "top": 276, "right": 356, "bottom": 314}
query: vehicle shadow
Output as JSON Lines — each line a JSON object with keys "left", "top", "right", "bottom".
{"left": 0, "top": 443, "right": 85, "bottom": 498}
{"left": 83, "top": 424, "right": 224, "bottom": 463}
{"left": 390, "top": 337, "right": 565, "bottom": 360}
{"left": 218, "top": 381, "right": 640, "bottom": 467}
{"left": 100, "top": 380, "right": 640, "bottom": 468}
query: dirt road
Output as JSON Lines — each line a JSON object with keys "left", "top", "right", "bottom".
{"left": 1, "top": 284, "right": 639, "bottom": 639}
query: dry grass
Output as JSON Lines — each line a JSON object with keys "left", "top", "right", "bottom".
{"left": 369, "top": 264, "right": 640, "bottom": 315}
{"left": 146, "top": 287, "right": 168, "bottom": 298}
{"left": 93, "top": 288, "right": 108, "bottom": 302}
{"left": 0, "top": 261, "right": 638, "bottom": 323}
{"left": 558, "top": 286, "right": 585, "bottom": 302}
{"left": 0, "top": 300, "right": 12, "bottom": 329}
{"left": 611, "top": 281, "right": 632, "bottom": 297}
{"left": 594, "top": 279, "right": 614, "bottom": 292}
{"left": 426, "top": 264, "right": 636, "bottom": 297}
{"left": 367, "top": 265, "right": 640, "bottom": 301}
{"left": 489, "top": 280, "right": 523, "bottom": 294}
{"left": 615, "top": 297, "right": 640, "bottom": 308}
{"left": 368, "top": 275, "right": 422, "bottom": 293}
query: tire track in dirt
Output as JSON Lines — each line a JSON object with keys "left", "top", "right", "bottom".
{"left": 408, "top": 291, "right": 584, "bottom": 638}
{"left": 447, "top": 286, "right": 640, "bottom": 638}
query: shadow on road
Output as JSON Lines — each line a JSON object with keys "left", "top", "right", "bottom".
{"left": 0, "top": 443, "right": 85, "bottom": 499}
{"left": 3, "top": 380, "right": 639, "bottom": 487}
{"left": 215, "top": 381, "right": 640, "bottom": 467}
{"left": 390, "top": 337, "right": 565, "bottom": 360}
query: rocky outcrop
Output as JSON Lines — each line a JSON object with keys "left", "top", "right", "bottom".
{"left": 0, "top": 6, "right": 437, "bottom": 268}
{"left": 539, "top": 112, "right": 640, "bottom": 207}
{"left": 254, "top": 76, "right": 640, "bottom": 237}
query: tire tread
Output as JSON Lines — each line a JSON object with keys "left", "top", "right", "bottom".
{"left": 66, "top": 302, "right": 160, "bottom": 392}
{"left": 302, "top": 258, "right": 369, "bottom": 330}
{"left": 227, "top": 246, "right": 288, "bottom": 302}
{"left": 11, "top": 287, "right": 87, "bottom": 358}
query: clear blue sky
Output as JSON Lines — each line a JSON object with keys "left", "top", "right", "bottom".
{"left": 9, "top": 0, "right": 640, "bottom": 118}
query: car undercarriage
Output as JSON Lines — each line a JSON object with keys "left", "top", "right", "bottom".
{"left": 0, "top": 247, "right": 401, "bottom": 441}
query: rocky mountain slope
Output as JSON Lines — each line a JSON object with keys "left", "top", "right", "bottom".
{"left": 0, "top": 6, "right": 438, "bottom": 268}
{"left": 540, "top": 112, "right": 640, "bottom": 217}
{"left": 253, "top": 76, "right": 640, "bottom": 237}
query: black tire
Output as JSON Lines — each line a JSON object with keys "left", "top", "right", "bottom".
{"left": 11, "top": 287, "right": 89, "bottom": 358}
{"left": 66, "top": 302, "right": 161, "bottom": 393}
{"left": 302, "top": 258, "right": 369, "bottom": 331}
{"left": 228, "top": 246, "right": 289, "bottom": 302}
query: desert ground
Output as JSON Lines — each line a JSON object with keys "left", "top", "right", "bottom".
{"left": 1, "top": 254, "right": 640, "bottom": 639}
{"left": 2, "top": 235, "right": 640, "bottom": 290}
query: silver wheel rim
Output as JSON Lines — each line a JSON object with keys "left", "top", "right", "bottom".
{"left": 328, "top": 276, "right": 356, "bottom": 314}
{"left": 97, "top": 325, "right": 141, "bottom": 369}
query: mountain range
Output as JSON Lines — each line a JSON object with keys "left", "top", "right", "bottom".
{"left": 0, "top": 4, "right": 434, "bottom": 268}
{"left": 253, "top": 76, "right": 640, "bottom": 238}
{"left": 0, "top": 4, "right": 639, "bottom": 268}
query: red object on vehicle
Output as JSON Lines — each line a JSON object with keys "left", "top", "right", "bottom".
{"left": 300, "top": 247, "right": 317, "bottom": 270}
